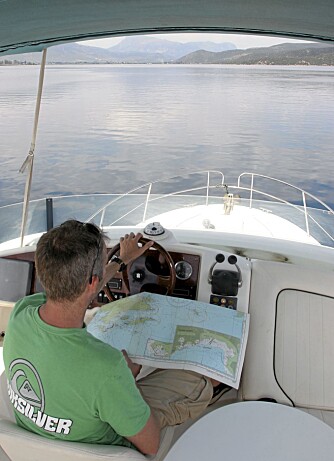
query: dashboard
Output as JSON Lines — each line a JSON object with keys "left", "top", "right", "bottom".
{"left": 100, "top": 237, "right": 251, "bottom": 315}
{"left": 2, "top": 224, "right": 252, "bottom": 315}
{"left": 102, "top": 250, "right": 200, "bottom": 302}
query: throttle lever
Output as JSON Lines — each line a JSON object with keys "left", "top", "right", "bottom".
{"left": 208, "top": 253, "right": 225, "bottom": 284}
{"left": 228, "top": 255, "right": 243, "bottom": 287}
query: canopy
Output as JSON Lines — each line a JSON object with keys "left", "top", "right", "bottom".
{"left": 1, "top": 0, "right": 334, "bottom": 56}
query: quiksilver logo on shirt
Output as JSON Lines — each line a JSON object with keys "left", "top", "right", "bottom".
{"left": 8, "top": 359, "right": 73, "bottom": 435}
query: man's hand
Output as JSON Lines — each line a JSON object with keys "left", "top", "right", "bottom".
{"left": 122, "top": 349, "right": 142, "bottom": 378}
{"left": 119, "top": 232, "right": 153, "bottom": 266}
{"left": 100, "top": 232, "right": 153, "bottom": 289}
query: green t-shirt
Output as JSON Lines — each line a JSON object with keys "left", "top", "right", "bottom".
{"left": 3, "top": 293, "right": 150, "bottom": 446}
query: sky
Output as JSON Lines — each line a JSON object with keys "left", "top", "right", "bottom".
{"left": 81, "top": 33, "right": 309, "bottom": 50}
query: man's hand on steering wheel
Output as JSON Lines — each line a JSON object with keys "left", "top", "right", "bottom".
{"left": 103, "top": 233, "right": 153, "bottom": 282}
{"left": 102, "top": 232, "right": 176, "bottom": 302}
{"left": 119, "top": 232, "right": 154, "bottom": 265}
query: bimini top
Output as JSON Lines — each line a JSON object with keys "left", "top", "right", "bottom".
{"left": 1, "top": 0, "right": 334, "bottom": 56}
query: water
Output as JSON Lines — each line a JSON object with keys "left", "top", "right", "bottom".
{"left": 0, "top": 64, "right": 334, "bottom": 208}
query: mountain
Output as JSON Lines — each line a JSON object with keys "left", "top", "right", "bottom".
{"left": 2, "top": 39, "right": 334, "bottom": 66}
{"left": 176, "top": 43, "right": 334, "bottom": 65}
{"left": 0, "top": 37, "right": 236, "bottom": 64}
{"left": 107, "top": 36, "right": 236, "bottom": 61}
{"left": 0, "top": 44, "right": 115, "bottom": 64}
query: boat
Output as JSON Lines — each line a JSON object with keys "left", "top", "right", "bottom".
{"left": 1, "top": 1, "right": 334, "bottom": 460}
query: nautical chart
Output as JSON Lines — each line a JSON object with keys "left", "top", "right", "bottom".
{"left": 87, "top": 292, "right": 249, "bottom": 388}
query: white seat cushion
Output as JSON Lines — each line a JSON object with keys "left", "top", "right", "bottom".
{"left": 0, "top": 418, "right": 146, "bottom": 461}
{"left": 275, "top": 290, "right": 334, "bottom": 409}
{"left": 0, "top": 371, "right": 15, "bottom": 423}
{"left": 0, "top": 368, "right": 175, "bottom": 461}
{"left": 242, "top": 260, "right": 334, "bottom": 407}
{"left": 0, "top": 369, "right": 145, "bottom": 460}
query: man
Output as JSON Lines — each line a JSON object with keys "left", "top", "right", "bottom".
{"left": 4, "top": 220, "right": 222, "bottom": 455}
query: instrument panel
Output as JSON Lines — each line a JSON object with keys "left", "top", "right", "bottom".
{"left": 4, "top": 238, "right": 251, "bottom": 314}
{"left": 105, "top": 250, "right": 200, "bottom": 301}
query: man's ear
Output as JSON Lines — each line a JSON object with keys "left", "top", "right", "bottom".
{"left": 85, "top": 275, "right": 101, "bottom": 300}
{"left": 91, "top": 274, "right": 101, "bottom": 290}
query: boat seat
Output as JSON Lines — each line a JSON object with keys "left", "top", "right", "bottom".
{"left": 0, "top": 301, "right": 14, "bottom": 344}
{"left": 0, "top": 258, "right": 33, "bottom": 302}
{"left": 241, "top": 260, "right": 334, "bottom": 410}
{"left": 0, "top": 369, "right": 174, "bottom": 461}
{"left": 0, "top": 417, "right": 175, "bottom": 461}
{"left": 0, "top": 256, "right": 34, "bottom": 339}
{"left": 0, "top": 419, "right": 147, "bottom": 461}
{"left": 0, "top": 370, "right": 15, "bottom": 423}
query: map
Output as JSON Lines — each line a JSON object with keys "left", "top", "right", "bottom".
{"left": 87, "top": 292, "right": 250, "bottom": 388}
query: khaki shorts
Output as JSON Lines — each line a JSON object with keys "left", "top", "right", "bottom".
{"left": 137, "top": 369, "right": 213, "bottom": 429}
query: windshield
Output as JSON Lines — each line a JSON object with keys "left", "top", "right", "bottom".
{"left": 0, "top": 34, "right": 333, "bottom": 247}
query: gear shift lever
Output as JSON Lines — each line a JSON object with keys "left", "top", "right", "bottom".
{"left": 227, "top": 255, "right": 243, "bottom": 287}
{"left": 208, "top": 253, "right": 225, "bottom": 284}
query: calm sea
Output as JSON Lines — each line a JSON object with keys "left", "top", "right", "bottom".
{"left": 0, "top": 64, "right": 334, "bottom": 208}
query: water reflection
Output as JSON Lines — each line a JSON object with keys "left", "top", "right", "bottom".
{"left": 0, "top": 64, "right": 333, "bottom": 208}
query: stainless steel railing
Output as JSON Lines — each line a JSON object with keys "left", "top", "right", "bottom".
{"left": 237, "top": 173, "right": 334, "bottom": 241}
{"left": 85, "top": 170, "right": 225, "bottom": 226}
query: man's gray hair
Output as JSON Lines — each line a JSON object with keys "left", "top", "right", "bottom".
{"left": 35, "top": 220, "right": 107, "bottom": 302}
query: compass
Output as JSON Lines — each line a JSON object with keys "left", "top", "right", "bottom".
{"left": 143, "top": 222, "right": 165, "bottom": 237}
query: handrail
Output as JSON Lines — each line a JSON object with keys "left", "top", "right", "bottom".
{"left": 238, "top": 172, "right": 334, "bottom": 238}
{"left": 106, "top": 179, "right": 333, "bottom": 244}
{"left": 108, "top": 201, "right": 147, "bottom": 226}
{"left": 306, "top": 212, "right": 334, "bottom": 243}
{"left": 1, "top": 171, "right": 333, "bottom": 246}
{"left": 238, "top": 173, "right": 334, "bottom": 213}
{"left": 227, "top": 185, "right": 334, "bottom": 243}
{"left": 85, "top": 182, "right": 153, "bottom": 224}
{"left": 86, "top": 170, "right": 225, "bottom": 226}
{"left": 302, "top": 191, "right": 310, "bottom": 236}
{"left": 206, "top": 171, "right": 210, "bottom": 207}
{"left": 107, "top": 190, "right": 203, "bottom": 226}
{"left": 0, "top": 193, "right": 120, "bottom": 211}
{"left": 142, "top": 183, "right": 152, "bottom": 222}
{"left": 108, "top": 184, "right": 223, "bottom": 226}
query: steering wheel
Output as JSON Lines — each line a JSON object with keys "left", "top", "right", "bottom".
{"left": 103, "top": 237, "right": 176, "bottom": 302}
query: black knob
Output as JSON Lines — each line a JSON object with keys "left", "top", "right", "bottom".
{"left": 228, "top": 255, "right": 237, "bottom": 265}
{"left": 216, "top": 254, "right": 225, "bottom": 263}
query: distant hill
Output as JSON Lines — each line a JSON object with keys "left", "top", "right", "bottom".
{"left": 0, "top": 44, "right": 115, "bottom": 64}
{"left": 0, "top": 36, "right": 236, "bottom": 64}
{"left": 107, "top": 36, "right": 236, "bottom": 61}
{"left": 176, "top": 43, "right": 334, "bottom": 65}
{"left": 2, "top": 39, "right": 334, "bottom": 66}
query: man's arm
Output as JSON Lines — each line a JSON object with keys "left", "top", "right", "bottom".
{"left": 121, "top": 349, "right": 142, "bottom": 378}
{"left": 126, "top": 411, "right": 161, "bottom": 455}
{"left": 100, "top": 232, "right": 153, "bottom": 288}
{"left": 121, "top": 350, "right": 160, "bottom": 454}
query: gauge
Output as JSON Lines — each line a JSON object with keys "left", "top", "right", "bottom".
{"left": 143, "top": 222, "right": 165, "bottom": 236}
{"left": 175, "top": 261, "right": 193, "bottom": 280}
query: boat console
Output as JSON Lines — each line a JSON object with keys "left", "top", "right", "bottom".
{"left": 0, "top": 223, "right": 252, "bottom": 319}
{"left": 101, "top": 223, "right": 251, "bottom": 314}
{"left": 105, "top": 250, "right": 201, "bottom": 302}
{"left": 105, "top": 246, "right": 251, "bottom": 312}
